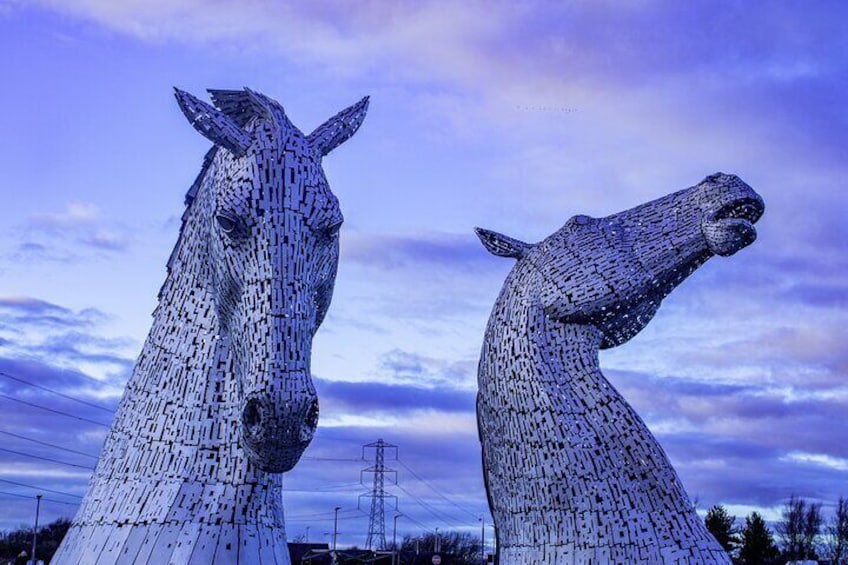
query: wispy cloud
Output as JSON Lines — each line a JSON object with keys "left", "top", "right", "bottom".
{"left": 606, "top": 367, "right": 848, "bottom": 509}
{"left": 0, "top": 296, "right": 108, "bottom": 328}
{"left": 12, "top": 202, "right": 132, "bottom": 262}
{"left": 29, "top": 202, "right": 100, "bottom": 228}
{"left": 0, "top": 295, "right": 135, "bottom": 382}
{"left": 342, "top": 231, "right": 488, "bottom": 271}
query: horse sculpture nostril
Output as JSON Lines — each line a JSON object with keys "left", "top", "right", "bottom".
{"left": 243, "top": 398, "right": 263, "bottom": 436}
{"left": 305, "top": 398, "right": 319, "bottom": 430}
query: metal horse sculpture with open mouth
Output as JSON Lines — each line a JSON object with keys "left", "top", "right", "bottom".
{"left": 53, "top": 88, "right": 368, "bottom": 564}
{"left": 476, "top": 173, "right": 764, "bottom": 564}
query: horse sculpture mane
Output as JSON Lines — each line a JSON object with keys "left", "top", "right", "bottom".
{"left": 476, "top": 173, "right": 764, "bottom": 564}
{"left": 53, "top": 88, "right": 368, "bottom": 564}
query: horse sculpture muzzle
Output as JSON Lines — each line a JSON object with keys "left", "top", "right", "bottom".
{"left": 700, "top": 176, "right": 765, "bottom": 256}
{"left": 240, "top": 374, "right": 319, "bottom": 473}
{"left": 233, "top": 307, "right": 323, "bottom": 473}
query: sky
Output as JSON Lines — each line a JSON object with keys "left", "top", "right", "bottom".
{"left": 0, "top": 0, "right": 846, "bottom": 550}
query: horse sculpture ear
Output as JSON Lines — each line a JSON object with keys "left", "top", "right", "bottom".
{"left": 475, "top": 227, "right": 531, "bottom": 259}
{"left": 174, "top": 88, "right": 251, "bottom": 157}
{"left": 307, "top": 96, "right": 370, "bottom": 157}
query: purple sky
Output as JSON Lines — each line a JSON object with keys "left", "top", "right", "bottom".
{"left": 1, "top": 0, "right": 846, "bottom": 548}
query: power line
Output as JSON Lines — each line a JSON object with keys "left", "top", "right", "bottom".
{"left": 0, "top": 447, "right": 95, "bottom": 471}
{"left": 0, "top": 370, "right": 115, "bottom": 413}
{"left": 397, "top": 511, "right": 434, "bottom": 535}
{"left": 0, "top": 490, "right": 79, "bottom": 506}
{"left": 397, "top": 458, "right": 481, "bottom": 521}
{"left": 0, "top": 429, "right": 99, "bottom": 459}
{"left": 393, "top": 483, "right": 467, "bottom": 529}
{"left": 302, "top": 456, "right": 363, "bottom": 463}
{"left": 286, "top": 508, "right": 361, "bottom": 521}
{"left": 0, "top": 393, "right": 111, "bottom": 427}
{"left": 283, "top": 482, "right": 363, "bottom": 494}
{"left": 0, "top": 477, "right": 83, "bottom": 499}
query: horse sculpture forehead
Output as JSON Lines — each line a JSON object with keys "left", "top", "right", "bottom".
{"left": 180, "top": 88, "right": 364, "bottom": 228}
{"left": 212, "top": 124, "right": 341, "bottom": 224}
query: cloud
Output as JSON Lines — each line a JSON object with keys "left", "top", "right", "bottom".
{"left": 0, "top": 295, "right": 135, "bottom": 382}
{"left": 29, "top": 202, "right": 99, "bottom": 228}
{"left": 341, "top": 231, "right": 490, "bottom": 271}
{"left": 0, "top": 296, "right": 108, "bottom": 328}
{"left": 604, "top": 367, "right": 848, "bottom": 510}
{"left": 12, "top": 202, "right": 132, "bottom": 261}
{"left": 0, "top": 356, "right": 116, "bottom": 529}
{"left": 26, "top": 2, "right": 846, "bottom": 91}
{"left": 315, "top": 375, "right": 475, "bottom": 416}
{"left": 376, "top": 349, "right": 476, "bottom": 390}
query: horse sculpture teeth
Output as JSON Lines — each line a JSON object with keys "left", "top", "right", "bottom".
{"left": 703, "top": 194, "right": 764, "bottom": 256}
{"left": 476, "top": 173, "right": 764, "bottom": 564}
{"left": 52, "top": 88, "right": 367, "bottom": 565}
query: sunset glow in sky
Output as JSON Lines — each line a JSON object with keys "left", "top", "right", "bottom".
{"left": 0, "top": 0, "right": 846, "bottom": 548}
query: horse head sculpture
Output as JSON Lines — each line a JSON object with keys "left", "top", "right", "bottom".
{"left": 476, "top": 173, "right": 764, "bottom": 564}
{"left": 477, "top": 172, "right": 764, "bottom": 348}
{"left": 174, "top": 88, "right": 367, "bottom": 472}
{"left": 53, "top": 89, "right": 368, "bottom": 564}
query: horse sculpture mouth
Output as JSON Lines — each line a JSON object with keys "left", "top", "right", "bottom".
{"left": 241, "top": 395, "right": 319, "bottom": 473}
{"left": 702, "top": 196, "right": 765, "bottom": 256}
{"left": 711, "top": 197, "right": 764, "bottom": 224}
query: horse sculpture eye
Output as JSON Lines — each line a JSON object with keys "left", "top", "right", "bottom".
{"left": 216, "top": 214, "right": 242, "bottom": 238}
{"left": 322, "top": 220, "right": 343, "bottom": 240}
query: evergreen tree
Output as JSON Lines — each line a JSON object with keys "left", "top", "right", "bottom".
{"left": 739, "top": 511, "right": 779, "bottom": 565}
{"left": 705, "top": 504, "right": 738, "bottom": 554}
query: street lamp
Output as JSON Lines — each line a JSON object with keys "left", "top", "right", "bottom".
{"left": 332, "top": 506, "right": 341, "bottom": 551}
{"left": 392, "top": 513, "right": 403, "bottom": 565}
{"left": 31, "top": 495, "right": 42, "bottom": 565}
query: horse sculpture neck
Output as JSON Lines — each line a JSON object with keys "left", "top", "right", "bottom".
{"left": 54, "top": 157, "right": 290, "bottom": 565}
{"left": 477, "top": 173, "right": 764, "bottom": 564}
{"left": 479, "top": 279, "right": 727, "bottom": 563}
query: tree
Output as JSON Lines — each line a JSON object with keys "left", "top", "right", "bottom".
{"left": 777, "top": 494, "right": 805, "bottom": 559}
{"left": 0, "top": 517, "right": 71, "bottom": 564}
{"left": 705, "top": 504, "right": 738, "bottom": 554}
{"left": 400, "top": 531, "right": 481, "bottom": 564}
{"left": 738, "top": 511, "right": 779, "bottom": 565}
{"left": 776, "top": 494, "right": 822, "bottom": 560}
{"left": 827, "top": 496, "right": 848, "bottom": 565}
{"left": 802, "top": 500, "right": 823, "bottom": 559}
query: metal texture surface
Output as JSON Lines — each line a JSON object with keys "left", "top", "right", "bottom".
{"left": 476, "top": 173, "right": 764, "bottom": 564}
{"left": 53, "top": 88, "right": 368, "bottom": 564}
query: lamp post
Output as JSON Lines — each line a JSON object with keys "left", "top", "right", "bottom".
{"left": 434, "top": 527, "right": 440, "bottom": 553}
{"left": 305, "top": 526, "right": 310, "bottom": 543}
{"left": 31, "top": 494, "right": 42, "bottom": 565}
{"left": 332, "top": 506, "right": 341, "bottom": 551}
{"left": 392, "top": 513, "right": 403, "bottom": 565}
